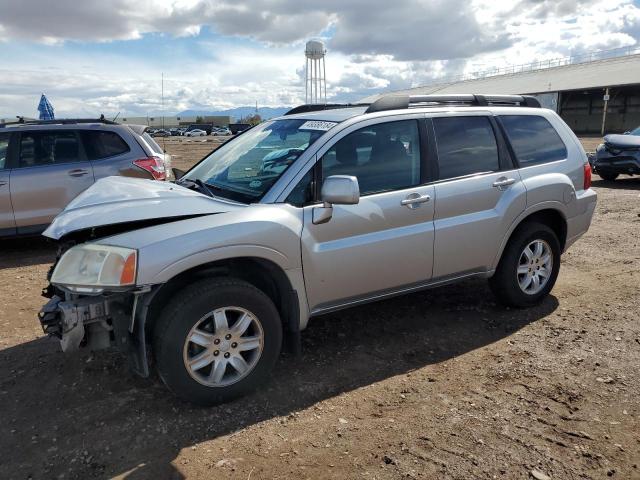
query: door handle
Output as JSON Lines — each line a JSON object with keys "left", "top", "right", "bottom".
{"left": 492, "top": 177, "right": 516, "bottom": 190}
{"left": 0, "top": 181, "right": 7, "bottom": 187}
{"left": 401, "top": 193, "right": 431, "bottom": 209}
{"left": 68, "top": 169, "right": 89, "bottom": 177}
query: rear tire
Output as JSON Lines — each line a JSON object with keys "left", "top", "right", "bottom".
{"left": 598, "top": 172, "right": 619, "bottom": 181}
{"left": 153, "top": 277, "right": 282, "bottom": 406}
{"left": 489, "top": 222, "right": 561, "bottom": 308}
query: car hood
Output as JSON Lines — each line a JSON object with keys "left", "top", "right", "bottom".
{"left": 603, "top": 134, "right": 640, "bottom": 149}
{"left": 43, "top": 176, "right": 244, "bottom": 240}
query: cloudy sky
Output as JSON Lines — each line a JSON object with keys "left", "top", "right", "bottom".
{"left": 0, "top": 0, "right": 639, "bottom": 117}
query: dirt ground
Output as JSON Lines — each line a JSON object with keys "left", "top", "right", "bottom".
{"left": 156, "top": 136, "right": 229, "bottom": 171}
{"left": 1, "top": 138, "right": 639, "bottom": 480}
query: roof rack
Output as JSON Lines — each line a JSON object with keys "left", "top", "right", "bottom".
{"left": 0, "top": 118, "right": 118, "bottom": 128}
{"left": 284, "top": 103, "right": 368, "bottom": 116}
{"left": 364, "top": 94, "right": 541, "bottom": 114}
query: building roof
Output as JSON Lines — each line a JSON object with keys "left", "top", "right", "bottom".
{"left": 361, "top": 54, "right": 640, "bottom": 103}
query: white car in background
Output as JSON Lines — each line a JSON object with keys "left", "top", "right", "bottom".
{"left": 185, "top": 129, "right": 207, "bottom": 137}
{"left": 212, "top": 128, "right": 232, "bottom": 136}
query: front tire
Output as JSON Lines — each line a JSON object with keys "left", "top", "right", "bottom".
{"left": 153, "top": 278, "right": 282, "bottom": 406}
{"left": 489, "top": 222, "right": 561, "bottom": 308}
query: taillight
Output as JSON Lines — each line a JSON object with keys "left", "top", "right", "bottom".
{"left": 583, "top": 162, "right": 592, "bottom": 190}
{"left": 133, "top": 156, "right": 166, "bottom": 181}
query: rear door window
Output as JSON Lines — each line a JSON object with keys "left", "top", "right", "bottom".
{"left": 500, "top": 115, "right": 567, "bottom": 167}
{"left": 433, "top": 116, "right": 500, "bottom": 180}
{"left": 18, "top": 131, "right": 82, "bottom": 167}
{"left": 81, "top": 131, "right": 130, "bottom": 160}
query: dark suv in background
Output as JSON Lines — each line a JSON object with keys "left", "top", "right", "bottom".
{"left": 0, "top": 119, "right": 170, "bottom": 237}
{"left": 593, "top": 127, "right": 640, "bottom": 181}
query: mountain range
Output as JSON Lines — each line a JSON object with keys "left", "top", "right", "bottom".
{"left": 176, "top": 107, "right": 291, "bottom": 121}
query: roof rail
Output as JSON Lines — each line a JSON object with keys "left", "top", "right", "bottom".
{"left": 0, "top": 118, "right": 119, "bottom": 128}
{"left": 364, "top": 94, "right": 541, "bottom": 114}
{"left": 284, "top": 103, "right": 368, "bottom": 116}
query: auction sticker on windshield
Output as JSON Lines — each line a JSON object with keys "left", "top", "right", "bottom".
{"left": 299, "top": 120, "right": 338, "bottom": 131}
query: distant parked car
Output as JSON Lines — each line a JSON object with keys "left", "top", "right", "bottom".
{"left": 0, "top": 118, "right": 168, "bottom": 237}
{"left": 185, "top": 124, "right": 214, "bottom": 135}
{"left": 212, "top": 128, "right": 232, "bottom": 136}
{"left": 185, "top": 129, "right": 207, "bottom": 137}
{"left": 152, "top": 129, "right": 171, "bottom": 137}
{"left": 593, "top": 128, "right": 640, "bottom": 181}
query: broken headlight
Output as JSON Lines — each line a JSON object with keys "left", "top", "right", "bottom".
{"left": 51, "top": 244, "right": 137, "bottom": 293}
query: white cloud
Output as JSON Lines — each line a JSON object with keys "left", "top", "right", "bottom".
{"left": 0, "top": 0, "right": 638, "bottom": 116}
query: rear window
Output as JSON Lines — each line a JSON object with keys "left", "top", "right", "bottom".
{"left": 142, "top": 133, "right": 164, "bottom": 154}
{"left": 500, "top": 115, "right": 567, "bottom": 167}
{"left": 81, "top": 130, "right": 130, "bottom": 160}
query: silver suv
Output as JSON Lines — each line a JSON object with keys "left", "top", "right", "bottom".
{"left": 0, "top": 119, "right": 170, "bottom": 237}
{"left": 39, "top": 95, "right": 597, "bottom": 405}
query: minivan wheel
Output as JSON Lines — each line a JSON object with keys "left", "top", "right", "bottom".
{"left": 153, "top": 278, "right": 282, "bottom": 406}
{"left": 489, "top": 222, "right": 561, "bottom": 308}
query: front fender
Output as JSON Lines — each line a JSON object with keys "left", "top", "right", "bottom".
{"left": 146, "top": 244, "right": 292, "bottom": 284}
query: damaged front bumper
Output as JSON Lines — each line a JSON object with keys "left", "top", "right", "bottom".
{"left": 38, "top": 288, "right": 157, "bottom": 377}
{"left": 39, "top": 295, "right": 111, "bottom": 352}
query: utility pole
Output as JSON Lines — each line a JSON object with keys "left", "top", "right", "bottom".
{"left": 601, "top": 87, "right": 610, "bottom": 136}
{"left": 161, "top": 72, "right": 164, "bottom": 130}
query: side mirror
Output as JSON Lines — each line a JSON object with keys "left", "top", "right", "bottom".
{"left": 172, "top": 167, "right": 186, "bottom": 180}
{"left": 313, "top": 175, "right": 360, "bottom": 225}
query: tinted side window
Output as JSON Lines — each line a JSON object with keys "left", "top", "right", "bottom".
{"left": 500, "top": 115, "right": 567, "bottom": 167}
{"left": 434, "top": 117, "right": 499, "bottom": 180}
{"left": 321, "top": 120, "right": 421, "bottom": 196}
{"left": 286, "top": 169, "right": 314, "bottom": 207}
{"left": 81, "top": 131, "right": 130, "bottom": 160}
{"left": 0, "top": 133, "right": 10, "bottom": 169}
{"left": 18, "top": 131, "right": 81, "bottom": 168}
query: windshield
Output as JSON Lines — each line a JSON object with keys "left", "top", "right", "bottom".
{"left": 182, "top": 118, "right": 333, "bottom": 203}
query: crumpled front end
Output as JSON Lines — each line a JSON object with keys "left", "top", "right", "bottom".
{"left": 38, "top": 283, "right": 156, "bottom": 377}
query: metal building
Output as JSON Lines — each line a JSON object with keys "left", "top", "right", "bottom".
{"left": 361, "top": 47, "right": 640, "bottom": 135}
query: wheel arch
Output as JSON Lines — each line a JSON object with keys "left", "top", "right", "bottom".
{"left": 143, "top": 256, "right": 302, "bottom": 358}
{"left": 491, "top": 204, "right": 568, "bottom": 272}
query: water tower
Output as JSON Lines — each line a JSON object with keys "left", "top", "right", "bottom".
{"left": 305, "top": 40, "right": 326, "bottom": 104}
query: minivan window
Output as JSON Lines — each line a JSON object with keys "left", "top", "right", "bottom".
{"left": 500, "top": 115, "right": 567, "bottom": 167}
{"left": 81, "top": 131, "right": 130, "bottom": 160}
{"left": 0, "top": 133, "right": 9, "bottom": 169}
{"left": 433, "top": 116, "right": 500, "bottom": 180}
{"left": 18, "top": 131, "right": 81, "bottom": 167}
{"left": 321, "top": 120, "right": 421, "bottom": 196}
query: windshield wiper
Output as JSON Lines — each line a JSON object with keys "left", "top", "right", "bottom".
{"left": 177, "top": 178, "right": 215, "bottom": 198}
{"left": 194, "top": 179, "right": 215, "bottom": 197}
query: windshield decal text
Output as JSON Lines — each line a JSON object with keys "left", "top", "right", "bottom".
{"left": 299, "top": 120, "right": 338, "bottom": 131}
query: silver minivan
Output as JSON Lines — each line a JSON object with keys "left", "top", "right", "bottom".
{"left": 39, "top": 95, "right": 597, "bottom": 405}
{"left": 0, "top": 119, "right": 169, "bottom": 237}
